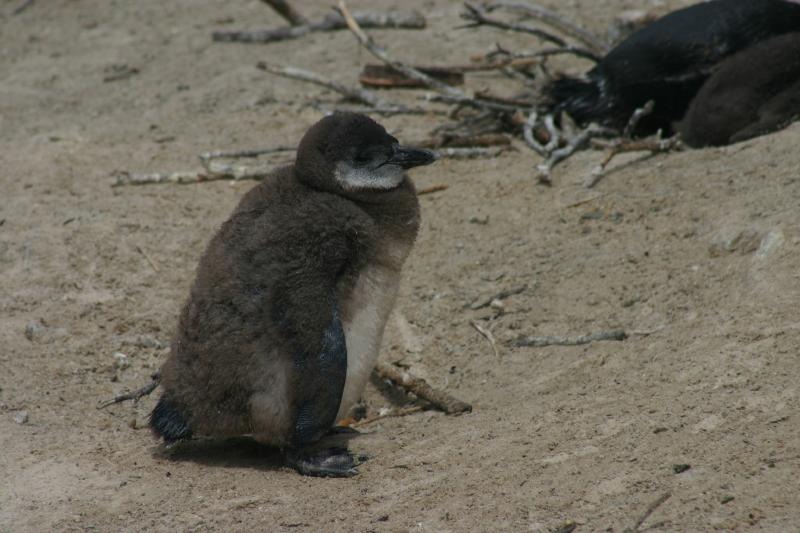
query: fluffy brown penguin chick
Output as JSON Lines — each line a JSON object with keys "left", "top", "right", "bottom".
{"left": 678, "top": 32, "right": 800, "bottom": 147}
{"left": 150, "top": 113, "right": 436, "bottom": 477}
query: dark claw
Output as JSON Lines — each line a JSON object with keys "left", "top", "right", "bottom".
{"left": 328, "top": 425, "right": 361, "bottom": 435}
{"left": 285, "top": 447, "right": 369, "bottom": 478}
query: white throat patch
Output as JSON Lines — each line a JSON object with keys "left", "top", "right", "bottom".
{"left": 335, "top": 161, "right": 404, "bottom": 191}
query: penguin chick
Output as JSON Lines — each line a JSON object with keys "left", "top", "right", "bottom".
{"left": 150, "top": 113, "right": 436, "bottom": 477}
{"left": 545, "top": 0, "right": 800, "bottom": 135}
{"left": 678, "top": 32, "right": 800, "bottom": 147}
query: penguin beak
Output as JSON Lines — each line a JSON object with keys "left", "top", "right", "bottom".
{"left": 389, "top": 145, "right": 438, "bottom": 169}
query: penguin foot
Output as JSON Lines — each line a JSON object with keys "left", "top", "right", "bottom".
{"left": 285, "top": 446, "right": 369, "bottom": 478}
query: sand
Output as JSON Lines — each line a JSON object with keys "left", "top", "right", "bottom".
{"left": 2, "top": 0, "right": 799, "bottom": 530}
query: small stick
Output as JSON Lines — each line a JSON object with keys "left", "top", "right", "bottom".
{"left": 134, "top": 243, "right": 160, "bottom": 273}
{"left": 199, "top": 146, "right": 295, "bottom": 164}
{"left": 417, "top": 184, "right": 449, "bottom": 195}
{"left": 425, "top": 93, "right": 521, "bottom": 113}
{"left": 261, "top": 0, "right": 309, "bottom": 26}
{"left": 360, "top": 64, "right": 465, "bottom": 88}
{"left": 585, "top": 135, "right": 682, "bottom": 188}
{"left": 623, "top": 492, "right": 671, "bottom": 533}
{"left": 435, "top": 146, "right": 509, "bottom": 159}
{"left": 523, "top": 111, "right": 549, "bottom": 157}
{"left": 486, "top": 1, "right": 608, "bottom": 55}
{"left": 623, "top": 100, "right": 655, "bottom": 138}
{"left": 469, "top": 284, "right": 527, "bottom": 310}
{"left": 374, "top": 362, "right": 472, "bottom": 415}
{"left": 514, "top": 329, "right": 628, "bottom": 347}
{"left": 461, "top": 3, "right": 601, "bottom": 63}
{"left": 415, "top": 133, "right": 511, "bottom": 149}
{"left": 98, "top": 372, "right": 161, "bottom": 409}
{"left": 543, "top": 114, "right": 560, "bottom": 152}
{"left": 111, "top": 163, "right": 279, "bottom": 187}
{"left": 213, "top": 10, "right": 426, "bottom": 44}
{"left": 339, "top": 1, "right": 511, "bottom": 115}
{"left": 338, "top": 2, "right": 464, "bottom": 100}
{"left": 256, "top": 62, "right": 399, "bottom": 109}
{"left": 204, "top": 161, "right": 279, "bottom": 180}
{"left": 351, "top": 406, "right": 424, "bottom": 427}
{"left": 470, "top": 320, "right": 500, "bottom": 358}
{"left": 112, "top": 171, "right": 208, "bottom": 187}
{"left": 537, "top": 124, "right": 614, "bottom": 185}
{"left": 326, "top": 104, "right": 442, "bottom": 116}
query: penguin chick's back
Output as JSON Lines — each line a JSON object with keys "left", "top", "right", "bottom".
{"left": 679, "top": 32, "right": 800, "bottom": 147}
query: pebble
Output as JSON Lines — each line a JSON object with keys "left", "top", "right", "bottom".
{"left": 13, "top": 410, "right": 29, "bottom": 425}
{"left": 672, "top": 463, "right": 691, "bottom": 474}
{"left": 113, "top": 352, "right": 130, "bottom": 370}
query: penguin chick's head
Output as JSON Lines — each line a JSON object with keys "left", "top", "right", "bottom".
{"left": 295, "top": 112, "right": 436, "bottom": 193}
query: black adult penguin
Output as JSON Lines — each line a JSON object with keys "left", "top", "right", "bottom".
{"left": 149, "top": 113, "right": 436, "bottom": 477}
{"left": 545, "top": 0, "right": 800, "bottom": 135}
{"left": 679, "top": 32, "right": 800, "bottom": 147}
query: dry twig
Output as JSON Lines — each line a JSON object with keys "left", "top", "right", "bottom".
{"left": 585, "top": 135, "right": 683, "bottom": 188}
{"left": 470, "top": 320, "right": 500, "bottom": 358}
{"left": 435, "top": 146, "right": 510, "bottom": 159}
{"left": 537, "top": 124, "right": 614, "bottom": 185}
{"left": 623, "top": 492, "right": 671, "bottom": 532}
{"left": 417, "top": 184, "right": 449, "bottom": 195}
{"left": 374, "top": 362, "right": 472, "bottom": 415}
{"left": 213, "top": 9, "right": 425, "bottom": 44}
{"left": 199, "top": 146, "right": 295, "bottom": 164}
{"left": 360, "top": 64, "right": 465, "bottom": 88}
{"left": 134, "top": 243, "right": 160, "bottom": 273}
{"left": 417, "top": 133, "right": 511, "bottom": 149}
{"left": 338, "top": 1, "right": 517, "bottom": 115}
{"left": 461, "top": 3, "right": 601, "bottom": 62}
{"left": 469, "top": 284, "right": 527, "bottom": 310}
{"left": 256, "top": 62, "right": 399, "bottom": 109}
{"left": 514, "top": 329, "right": 628, "bottom": 347}
{"left": 486, "top": 1, "right": 608, "bottom": 55}
{"left": 623, "top": 100, "right": 655, "bottom": 138}
{"left": 98, "top": 372, "right": 161, "bottom": 409}
{"left": 338, "top": 2, "right": 463, "bottom": 99}
{"left": 523, "top": 111, "right": 548, "bottom": 157}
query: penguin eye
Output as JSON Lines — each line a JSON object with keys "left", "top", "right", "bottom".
{"left": 353, "top": 152, "right": 373, "bottom": 165}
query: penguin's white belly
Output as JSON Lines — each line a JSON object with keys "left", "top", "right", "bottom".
{"left": 336, "top": 263, "right": 401, "bottom": 420}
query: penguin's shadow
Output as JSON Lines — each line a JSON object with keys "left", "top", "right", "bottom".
{"left": 154, "top": 431, "right": 361, "bottom": 472}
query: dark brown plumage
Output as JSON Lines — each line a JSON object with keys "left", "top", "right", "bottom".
{"left": 679, "top": 32, "right": 800, "bottom": 147}
{"left": 150, "top": 113, "right": 435, "bottom": 476}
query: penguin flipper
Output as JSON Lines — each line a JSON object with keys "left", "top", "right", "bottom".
{"left": 278, "top": 296, "right": 359, "bottom": 476}
{"left": 287, "top": 299, "right": 348, "bottom": 446}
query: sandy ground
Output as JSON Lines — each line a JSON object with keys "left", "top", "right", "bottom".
{"left": 2, "top": 0, "right": 800, "bottom": 531}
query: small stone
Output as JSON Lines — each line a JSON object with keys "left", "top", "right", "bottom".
{"left": 113, "top": 352, "right": 130, "bottom": 370}
{"left": 672, "top": 463, "right": 691, "bottom": 474}
{"left": 720, "top": 495, "right": 735, "bottom": 504}
{"left": 24, "top": 322, "right": 42, "bottom": 341}
{"left": 13, "top": 410, "right": 29, "bottom": 424}
{"left": 24, "top": 320, "right": 68, "bottom": 343}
